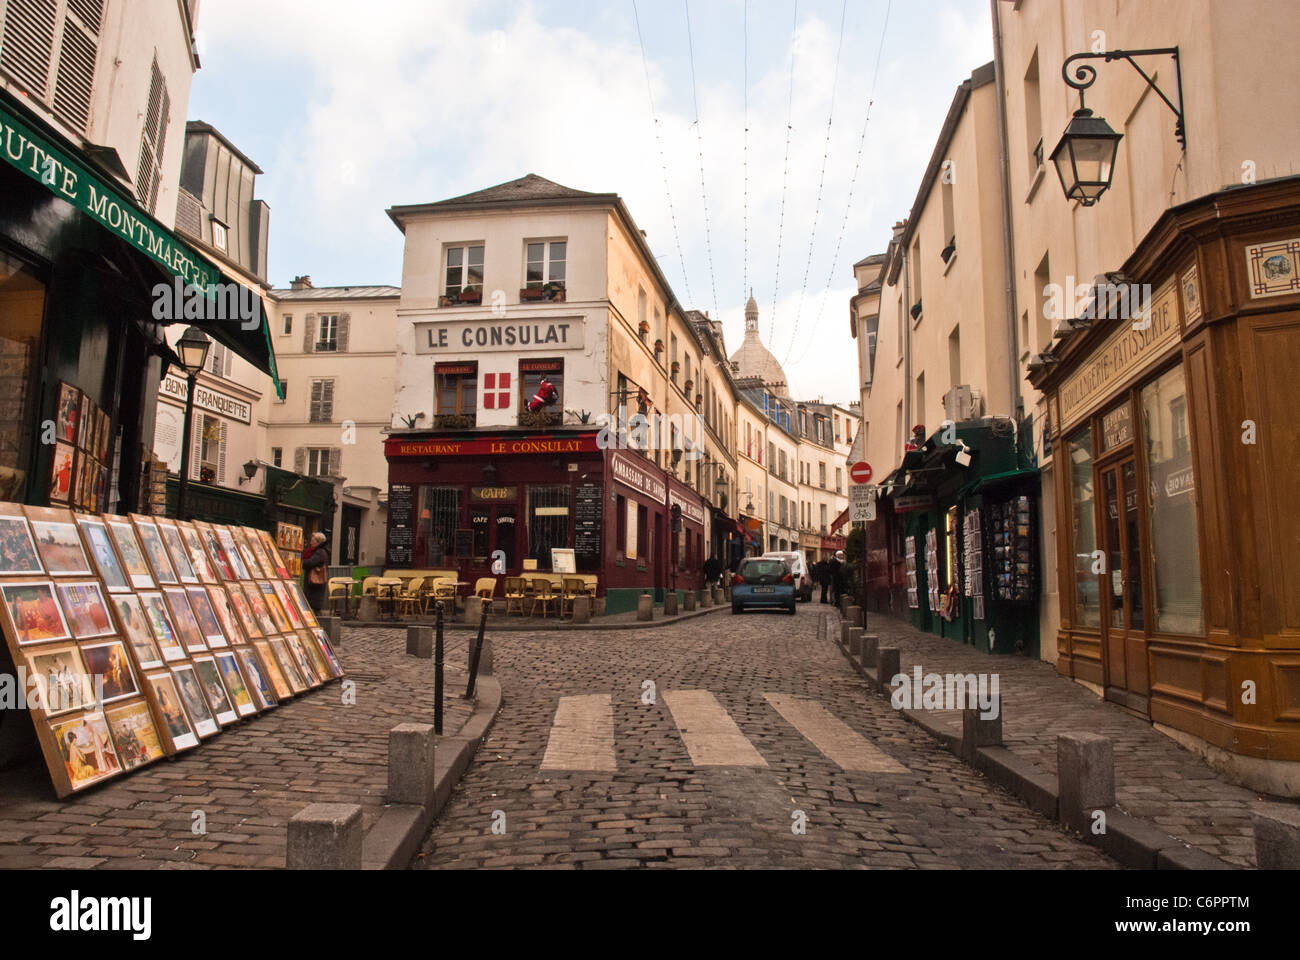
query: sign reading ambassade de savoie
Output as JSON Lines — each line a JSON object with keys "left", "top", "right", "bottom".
{"left": 414, "top": 318, "right": 585, "bottom": 353}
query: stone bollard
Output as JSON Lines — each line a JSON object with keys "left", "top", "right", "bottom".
{"left": 1057, "top": 733, "right": 1115, "bottom": 832}
{"left": 712, "top": 585, "right": 724, "bottom": 606}
{"left": 877, "top": 648, "right": 901, "bottom": 696}
{"left": 637, "top": 593, "right": 654, "bottom": 621}
{"left": 319, "top": 615, "right": 341, "bottom": 648}
{"left": 961, "top": 695, "right": 1003, "bottom": 760}
{"left": 287, "top": 803, "right": 362, "bottom": 869}
{"left": 664, "top": 592, "right": 678, "bottom": 616}
{"left": 572, "top": 595, "right": 591, "bottom": 623}
{"left": 1254, "top": 805, "right": 1300, "bottom": 869}
{"left": 847, "top": 605, "right": 862, "bottom": 628}
{"left": 839, "top": 622, "right": 851, "bottom": 649}
{"left": 683, "top": 590, "right": 696, "bottom": 612}
{"left": 406, "top": 625, "right": 432, "bottom": 659}
{"left": 470, "top": 638, "right": 493, "bottom": 676}
{"left": 358, "top": 594, "right": 378, "bottom": 621}
{"left": 861, "top": 632, "right": 879, "bottom": 665}
{"left": 848, "top": 627, "right": 864, "bottom": 660}
{"left": 388, "top": 723, "right": 436, "bottom": 805}
{"left": 699, "top": 587, "right": 711, "bottom": 607}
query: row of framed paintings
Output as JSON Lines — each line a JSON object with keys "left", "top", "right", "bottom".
{"left": 0, "top": 503, "right": 344, "bottom": 797}
{"left": 50, "top": 381, "right": 113, "bottom": 510}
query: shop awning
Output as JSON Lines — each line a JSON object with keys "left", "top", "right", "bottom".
{"left": 0, "top": 96, "right": 282, "bottom": 397}
{"left": 970, "top": 467, "right": 1041, "bottom": 494}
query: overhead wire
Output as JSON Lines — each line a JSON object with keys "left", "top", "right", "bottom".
{"left": 684, "top": 0, "right": 720, "bottom": 321}
{"left": 768, "top": 0, "right": 800, "bottom": 345}
{"left": 742, "top": 0, "right": 748, "bottom": 301}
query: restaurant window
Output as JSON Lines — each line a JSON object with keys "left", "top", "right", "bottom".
{"left": 0, "top": 251, "right": 45, "bottom": 491}
{"left": 1068, "top": 426, "right": 1100, "bottom": 628}
{"left": 1141, "top": 367, "right": 1203, "bottom": 634}
{"left": 636, "top": 503, "right": 648, "bottom": 560}
{"left": 435, "top": 362, "right": 477, "bottom": 416}
{"left": 414, "top": 486, "right": 460, "bottom": 566}
{"left": 525, "top": 240, "right": 566, "bottom": 290}
{"left": 471, "top": 506, "right": 490, "bottom": 559}
{"left": 616, "top": 494, "right": 628, "bottom": 556}
{"left": 528, "top": 485, "right": 570, "bottom": 566}
{"left": 445, "top": 245, "right": 484, "bottom": 297}
{"left": 519, "top": 359, "right": 563, "bottom": 416}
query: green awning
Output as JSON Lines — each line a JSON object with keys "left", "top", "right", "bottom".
{"left": 971, "top": 467, "right": 1041, "bottom": 494}
{"left": 0, "top": 95, "right": 282, "bottom": 398}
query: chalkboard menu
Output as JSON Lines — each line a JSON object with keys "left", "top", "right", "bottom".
{"left": 574, "top": 483, "right": 602, "bottom": 567}
{"left": 386, "top": 483, "right": 414, "bottom": 566}
{"left": 454, "top": 528, "right": 473, "bottom": 558}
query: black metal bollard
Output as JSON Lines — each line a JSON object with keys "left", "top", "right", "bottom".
{"left": 464, "top": 598, "right": 489, "bottom": 699}
{"left": 434, "top": 600, "right": 445, "bottom": 735}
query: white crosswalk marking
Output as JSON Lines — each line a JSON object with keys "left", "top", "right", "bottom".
{"left": 663, "top": 689, "right": 768, "bottom": 767}
{"left": 762, "top": 693, "right": 908, "bottom": 773}
{"left": 541, "top": 694, "right": 617, "bottom": 771}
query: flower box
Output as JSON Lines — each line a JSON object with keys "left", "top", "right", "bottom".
{"left": 519, "top": 287, "right": 545, "bottom": 301}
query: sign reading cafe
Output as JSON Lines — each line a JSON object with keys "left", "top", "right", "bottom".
{"left": 415, "top": 318, "right": 585, "bottom": 354}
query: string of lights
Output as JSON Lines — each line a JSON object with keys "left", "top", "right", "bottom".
{"left": 631, "top": 0, "right": 693, "bottom": 305}
{"left": 684, "top": 0, "right": 720, "bottom": 321}
{"left": 790, "top": 0, "right": 892, "bottom": 367}
{"left": 768, "top": 0, "right": 800, "bottom": 345}
{"left": 743, "top": 0, "right": 749, "bottom": 301}
{"left": 782, "top": 0, "right": 849, "bottom": 365}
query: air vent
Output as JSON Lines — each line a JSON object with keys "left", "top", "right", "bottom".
{"left": 0, "top": 0, "right": 58, "bottom": 98}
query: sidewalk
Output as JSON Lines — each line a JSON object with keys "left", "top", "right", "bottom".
{"left": 0, "top": 628, "right": 481, "bottom": 869}
{"left": 346, "top": 599, "right": 728, "bottom": 632}
{"left": 841, "top": 611, "right": 1293, "bottom": 868}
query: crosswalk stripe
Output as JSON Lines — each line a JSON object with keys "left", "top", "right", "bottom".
{"left": 663, "top": 689, "right": 768, "bottom": 767}
{"left": 762, "top": 693, "right": 908, "bottom": 773}
{"left": 541, "top": 694, "right": 617, "bottom": 771}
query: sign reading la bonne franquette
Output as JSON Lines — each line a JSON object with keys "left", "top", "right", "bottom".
{"left": 158, "top": 374, "right": 253, "bottom": 423}
{"left": 414, "top": 318, "right": 584, "bottom": 353}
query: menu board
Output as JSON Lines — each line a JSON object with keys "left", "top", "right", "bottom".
{"left": 386, "top": 483, "right": 414, "bottom": 566}
{"left": 963, "top": 508, "right": 984, "bottom": 621}
{"left": 574, "top": 483, "right": 602, "bottom": 564}
{"left": 905, "top": 535, "right": 919, "bottom": 609}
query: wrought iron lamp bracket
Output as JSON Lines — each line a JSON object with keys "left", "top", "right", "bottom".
{"left": 1062, "top": 46, "right": 1186, "bottom": 148}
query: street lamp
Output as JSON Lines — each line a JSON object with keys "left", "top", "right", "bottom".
{"left": 175, "top": 325, "right": 211, "bottom": 521}
{"left": 1052, "top": 47, "right": 1185, "bottom": 206}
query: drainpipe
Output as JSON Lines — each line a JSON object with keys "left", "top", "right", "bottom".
{"left": 991, "top": 0, "right": 1023, "bottom": 423}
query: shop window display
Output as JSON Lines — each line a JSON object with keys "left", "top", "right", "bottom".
{"left": 1069, "top": 427, "right": 1101, "bottom": 628}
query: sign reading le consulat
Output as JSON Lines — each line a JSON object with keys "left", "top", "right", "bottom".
{"left": 416, "top": 318, "right": 584, "bottom": 353}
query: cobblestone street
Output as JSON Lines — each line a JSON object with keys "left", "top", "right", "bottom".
{"left": 415, "top": 603, "right": 1119, "bottom": 869}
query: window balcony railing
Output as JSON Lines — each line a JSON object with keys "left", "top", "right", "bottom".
{"left": 519, "top": 282, "right": 566, "bottom": 303}
{"left": 434, "top": 413, "right": 476, "bottom": 429}
{"left": 518, "top": 408, "right": 562, "bottom": 429}
{"left": 439, "top": 287, "right": 484, "bottom": 307}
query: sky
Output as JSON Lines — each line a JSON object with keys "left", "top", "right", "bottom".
{"left": 189, "top": 0, "right": 995, "bottom": 407}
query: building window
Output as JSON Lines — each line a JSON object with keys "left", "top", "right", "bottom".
{"left": 819, "top": 462, "right": 826, "bottom": 488}
{"left": 276, "top": 381, "right": 288, "bottom": 404}
{"left": 445, "top": 245, "right": 484, "bottom": 297}
{"left": 1024, "top": 48, "right": 1043, "bottom": 176}
{"left": 282, "top": 314, "right": 293, "bottom": 336}
{"left": 195, "top": 415, "right": 225, "bottom": 482}
{"left": 518, "top": 359, "right": 563, "bottom": 414}
{"left": 616, "top": 494, "right": 627, "bottom": 556}
{"left": 206, "top": 342, "right": 230, "bottom": 377}
{"left": 136, "top": 58, "right": 170, "bottom": 214}
{"left": 414, "top": 486, "right": 461, "bottom": 566}
{"left": 525, "top": 240, "right": 566, "bottom": 290}
{"left": 306, "top": 449, "right": 331, "bottom": 477}
{"left": 315, "top": 314, "right": 338, "bottom": 352}
{"left": 835, "top": 467, "right": 843, "bottom": 493}
{"left": 309, "top": 379, "right": 335, "bottom": 423}
{"left": 820, "top": 503, "right": 827, "bottom": 533}
{"left": 1068, "top": 426, "right": 1100, "bottom": 628}
{"left": 949, "top": 326, "right": 961, "bottom": 388}
{"left": 636, "top": 504, "right": 648, "bottom": 561}
{"left": 435, "top": 362, "right": 477, "bottom": 416}
{"left": 527, "top": 485, "right": 570, "bottom": 565}
{"left": 1034, "top": 252, "right": 1052, "bottom": 353}
{"left": 271, "top": 447, "right": 282, "bottom": 468}
{"left": 1141, "top": 367, "right": 1203, "bottom": 634}
{"left": 211, "top": 220, "right": 228, "bottom": 253}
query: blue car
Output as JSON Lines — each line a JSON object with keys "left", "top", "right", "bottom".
{"left": 731, "top": 557, "right": 797, "bottom": 615}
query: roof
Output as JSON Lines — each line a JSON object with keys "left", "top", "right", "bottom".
{"left": 185, "top": 121, "right": 263, "bottom": 175}
{"left": 386, "top": 174, "right": 613, "bottom": 229}
{"left": 270, "top": 285, "right": 401, "bottom": 301}
{"left": 853, "top": 253, "right": 887, "bottom": 269}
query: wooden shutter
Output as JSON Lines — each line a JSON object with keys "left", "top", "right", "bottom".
{"left": 217, "top": 421, "right": 227, "bottom": 483}
{"left": 190, "top": 413, "right": 203, "bottom": 479}
{"left": 303, "top": 314, "right": 316, "bottom": 353}
{"left": 322, "top": 380, "right": 334, "bottom": 421}
{"left": 52, "top": 0, "right": 102, "bottom": 134}
{"left": 0, "top": 0, "right": 58, "bottom": 99}
{"left": 336, "top": 313, "right": 350, "bottom": 353}
{"left": 309, "top": 380, "right": 321, "bottom": 421}
{"left": 293, "top": 447, "right": 305, "bottom": 474}
{"left": 329, "top": 447, "right": 342, "bottom": 478}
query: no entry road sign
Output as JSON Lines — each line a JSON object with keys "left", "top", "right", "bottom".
{"left": 849, "top": 461, "right": 873, "bottom": 484}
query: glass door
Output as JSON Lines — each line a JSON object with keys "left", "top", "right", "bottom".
{"left": 1100, "top": 457, "right": 1148, "bottom": 699}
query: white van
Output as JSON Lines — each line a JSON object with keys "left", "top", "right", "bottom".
{"left": 761, "top": 551, "right": 812, "bottom": 602}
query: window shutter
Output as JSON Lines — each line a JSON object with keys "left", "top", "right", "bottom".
{"left": 337, "top": 313, "right": 350, "bottom": 353}
{"left": 53, "top": 0, "right": 102, "bottom": 134}
{"left": 309, "top": 380, "right": 322, "bottom": 422}
{"left": 190, "top": 413, "right": 203, "bottom": 479}
{"left": 322, "top": 380, "right": 334, "bottom": 421}
{"left": 223, "top": 346, "right": 232, "bottom": 377}
{"left": 293, "top": 447, "right": 306, "bottom": 474}
{"left": 0, "top": 0, "right": 57, "bottom": 98}
{"left": 329, "top": 447, "right": 342, "bottom": 478}
{"left": 217, "top": 421, "right": 227, "bottom": 483}
{"left": 303, "top": 314, "right": 316, "bottom": 353}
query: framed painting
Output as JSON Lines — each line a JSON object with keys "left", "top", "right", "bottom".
{"left": 269, "top": 580, "right": 305, "bottom": 631}
{"left": 77, "top": 395, "right": 91, "bottom": 451}
{"left": 55, "top": 580, "right": 114, "bottom": 640}
{"left": 206, "top": 584, "right": 244, "bottom": 645}
{"left": 48, "top": 442, "right": 75, "bottom": 505}
{"left": 25, "top": 643, "right": 95, "bottom": 715}
{"left": 155, "top": 518, "right": 197, "bottom": 584}
{"left": 258, "top": 581, "right": 294, "bottom": 633}
{"left": 162, "top": 586, "right": 207, "bottom": 654}
{"left": 235, "top": 647, "right": 278, "bottom": 710}
{"left": 138, "top": 591, "right": 187, "bottom": 663}
{"left": 252, "top": 640, "right": 292, "bottom": 700}
{"left": 191, "top": 655, "right": 237, "bottom": 726}
{"left": 257, "top": 528, "right": 291, "bottom": 578}
{"left": 80, "top": 639, "right": 140, "bottom": 705}
{"left": 25, "top": 508, "right": 91, "bottom": 576}
{"left": 1, "top": 580, "right": 72, "bottom": 645}
{"left": 50, "top": 710, "right": 121, "bottom": 793}
{"left": 227, "top": 527, "right": 264, "bottom": 581}
{"left": 55, "top": 382, "right": 80, "bottom": 445}
{"left": 131, "top": 515, "right": 178, "bottom": 585}
{"left": 105, "top": 516, "right": 153, "bottom": 589}
{"left": 213, "top": 525, "right": 251, "bottom": 580}
{"left": 144, "top": 672, "right": 199, "bottom": 752}
{"left": 0, "top": 507, "right": 44, "bottom": 575}
{"left": 111, "top": 593, "right": 164, "bottom": 670}
{"left": 76, "top": 516, "right": 129, "bottom": 592}
{"left": 104, "top": 699, "right": 164, "bottom": 771}
{"left": 283, "top": 632, "right": 322, "bottom": 688}
{"left": 97, "top": 410, "right": 111, "bottom": 463}
{"left": 176, "top": 521, "right": 216, "bottom": 583}
{"left": 185, "top": 585, "right": 227, "bottom": 647}
{"left": 285, "top": 580, "right": 319, "bottom": 628}
{"left": 194, "top": 521, "right": 236, "bottom": 581}
{"left": 241, "top": 581, "right": 277, "bottom": 636}
{"left": 310, "top": 627, "right": 344, "bottom": 679}
{"left": 238, "top": 527, "right": 278, "bottom": 579}
{"left": 214, "top": 651, "right": 256, "bottom": 717}
{"left": 293, "top": 628, "right": 331, "bottom": 682}
{"left": 170, "top": 663, "right": 218, "bottom": 738}
{"left": 267, "top": 636, "right": 308, "bottom": 694}
{"left": 224, "top": 582, "right": 261, "bottom": 638}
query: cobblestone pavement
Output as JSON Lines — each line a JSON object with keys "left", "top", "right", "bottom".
{"left": 415, "top": 603, "right": 1118, "bottom": 869}
{"left": 851, "top": 611, "right": 1289, "bottom": 868}
{"left": 0, "top": 629, "right": 472, "bottom": 869}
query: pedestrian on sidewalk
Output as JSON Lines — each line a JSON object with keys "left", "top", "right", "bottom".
{"left": 828, "top": 550, "right": 844, "bottom": 607}
{"left": 703, "top": 554, "right": 721, "bottom": 588}
{"left": 815, "top": 559, "right": 830, "bottom": 604}
{"left": 301, "top": 531, "right": 330, "bottom": 614}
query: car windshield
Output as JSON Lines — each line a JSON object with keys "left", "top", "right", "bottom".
{"left": 742, "top": 560, "right": 787, "bottom": 578}
{"left": 764, "top": 554, "right": 801, "bottom": 567}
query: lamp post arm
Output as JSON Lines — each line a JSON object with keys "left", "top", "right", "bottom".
{"left": 1062, "top": 46, "right": 1185, "bottom": 148}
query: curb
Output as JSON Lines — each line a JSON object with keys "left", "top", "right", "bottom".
{"left": 360, "top": 675, "right": 504, "bottom": 869}
{"left": 343, "top": 603, "right": 728, "bottom": 633}
{"left": 827, "top": 612, "right": 1238, "bottom": 870}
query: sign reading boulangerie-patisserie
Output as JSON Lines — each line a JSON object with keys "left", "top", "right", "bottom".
{"left": 1058, "top": 277, "right": 1179, "bottom": 427}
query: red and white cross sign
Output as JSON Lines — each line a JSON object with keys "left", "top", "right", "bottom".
{"left": 483, "top": 372, "right": 511, "bottom": 409}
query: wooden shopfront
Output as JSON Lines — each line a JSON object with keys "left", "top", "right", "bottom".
{"left": 1032, "top": 177, "right": 1300, "bottom": 791}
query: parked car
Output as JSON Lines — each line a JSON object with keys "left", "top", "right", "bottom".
{"left": 732, "top": 557, "right": 797, "bottom": 615}
{"left": 762, "top": 551, "right": 812, "bottom": 602}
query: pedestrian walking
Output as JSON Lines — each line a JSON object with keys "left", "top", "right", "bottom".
{"left": 815, "top": 559, "right": 830, "bottom": 604}
{"left": 703, "top": 554, "right": 721, "bottom": 588}
{"left": 301, "top": 531, "right": 330, "bottom": 614}
{"left": 828, "top": 550, "right": 844, "bottom": 607}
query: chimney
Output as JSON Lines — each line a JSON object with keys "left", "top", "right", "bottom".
{"left": 291, "top": 275, "right": 313, "bottom": 290}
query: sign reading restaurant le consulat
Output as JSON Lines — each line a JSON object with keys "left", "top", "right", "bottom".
{"left": 415, "top": 318, "right": 585, "bottom": 353}
{"left": 384, "top": 434, "right": 600, "bottom": 457}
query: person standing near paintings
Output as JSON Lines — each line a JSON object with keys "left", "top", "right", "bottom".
{"left": 301, "top": 531, "right": 329, "bottom": 615}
